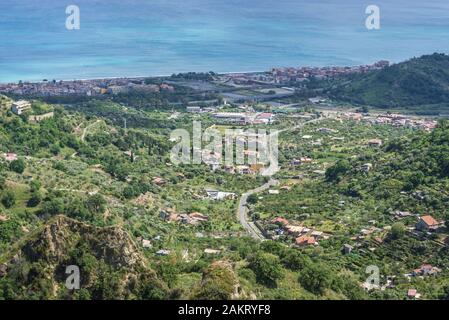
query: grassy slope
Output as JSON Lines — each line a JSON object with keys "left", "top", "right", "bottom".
{"left": 331, "top": 53, "right": 449, "bottom": 110}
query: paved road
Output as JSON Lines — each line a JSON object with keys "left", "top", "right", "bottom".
{"left": 237, "top": 178, "right": 279, "bottom": 240}
{"left": 236, "top": 116, "right": 324, "bottom": 240}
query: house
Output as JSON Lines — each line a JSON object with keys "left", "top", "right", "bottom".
{"left": 205, "top": 189, "right": 236, "bottom": 200}
{"left": 416, "top": 215, "right": 443, "bottom": 231}
{"left": 4, "top": 152, "right": 18, "bottom": 162}
{"left": 204, "top": 249, "right": 221, "bottom": 255}
{"left": 142, "top": 239, "right": 152, "bottom": 248}
{"left": 186, "top": 106, "right": 202, "bottom": 113}
{"left": 368, "top": 139, "right": 383, "bottom": 147}
{"left": 11, "top": 100, "right": 31, "bottom": 115}
{"left": 271, "top": 217, "right": 289, "bottom": 226}
{"left": 256, "top": 112, "right": 275, "bottom": 124}
{"left": 361, "top": 163, "right": 373, "bottom": 173}
{"left": 160, "top": 209, "right": 180, "bottom": 223}
{"left": 295, "top": 235, "right": 318, "bottom": 246}
{"left": 413, "top": 264, "right": 441, "bottom": 276}
{"left": 342, "top": 244, "right": 354, "bottom": 254}
{"left": 285, "top": 225, "right": 304, "bottom": 236}
{"left": 317, "top": 127, "right": 335, "bottom": 133}
{"left": 236, "top": 165, "right": 251, "bottom": 174}
{"left": 152, "top": 177, "right": 166, "bottom": 186}
{"left": 213, "top": 112, "right": 248, "bottom": 125}
{"left": 223, "top": 165, "right": 235, "bottom": 174}
{"left": 407, "top": 289, "right": 421, "bottom": 299}
{"left": 156, "top": 249, "right": 171, "bottom": 256}
{"left": 290, "top": 157, "right": 312, "bottom": 166}
{"left": 393, "top": 210, "right": 413, "bottom": 220}
{"left": 160, "top": 83, "right": 174, "bottom": 91}
{"left": 268, "top": 189, "right": 279, "bottom": 195}
{"left": 309, "top": 97, "right": 327, "bottom": 104}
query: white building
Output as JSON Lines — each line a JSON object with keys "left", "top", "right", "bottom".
{"left": 213, "top": 112, "right": 249, "bottom": 125}
{"left": 11, "top": 100, "right": 31, "bottom": 115}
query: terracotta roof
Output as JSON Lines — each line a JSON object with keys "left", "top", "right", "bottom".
{"left": 408, "top": 289, "right": 417, "bottom": 297}
{"left": 420, "top": 215, "right": 439, "bottom": 227}
{"left": 296, "top": 236, "right": 317, "bottom": 245}
{"left": 272, "top": 217, "right": 289, "bottom": 225}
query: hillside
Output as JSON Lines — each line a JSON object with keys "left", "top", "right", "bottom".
{"left": 330, "top": 53, "right": 449, "bottom": 110}
{"left": 0, "top": 215, "right": 169, "bottom": 299}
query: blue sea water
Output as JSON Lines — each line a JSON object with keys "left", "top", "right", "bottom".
{"left": 1, "top": 0, "right": 449, "bottom": 82}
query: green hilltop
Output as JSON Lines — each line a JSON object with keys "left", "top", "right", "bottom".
{"left": 330, "top": 53, "right": 449, "bottom": 110}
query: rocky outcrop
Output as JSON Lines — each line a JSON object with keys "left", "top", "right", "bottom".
{"left": 2, "top": 215, "right": 168, "bottom": 299}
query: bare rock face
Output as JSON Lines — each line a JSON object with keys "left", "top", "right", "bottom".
{"left": 3, "top": 215, "right": 168, "bottom": 299}
{"left": 21, "top": 215, "right": 144, "bottom": 269}
{"left": 193, "top": 260, "right": 253, "bottom": 300}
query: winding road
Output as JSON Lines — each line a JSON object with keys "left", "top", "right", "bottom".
{"left": 236, "top": 116, "right": 324, "bottom": 240}
{"left": 237, "top": 178, "right": 279, "bottom": 240}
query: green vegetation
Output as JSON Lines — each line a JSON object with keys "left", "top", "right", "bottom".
{"left": 0, "top": 65, "right": 449, "bottom": 300}
{"left": 330, "top": 53, "right": 449, "bottom": 110}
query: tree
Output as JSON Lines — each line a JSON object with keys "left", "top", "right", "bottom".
{"left": 41, "top": 198, "right": 64, "bottom": 215}
{"left": 192, "top": 262, "right": 236, "bottom": 300}
{"left": 281, "top": 250, "right": 309, "bottom": 271}
{"left": 248, "top": 252, "right": 283, "bottom": 287}
{"left": 30, "top": 180, "right": 41, "bottom": 193}
{"left": 27, "top": 192, "right": 42, "bottom": 207}
{"left": 10, "top": 159, "right": 25, "bottom": 174}
{"left": 390, "top": 222, "right": 405, "bottom": 240}
{"left": 325, "top": 160, "right": 350, "bottom": 182}
{"left": 247, "top": 194, "right": 258, "bottom": 205}
{"left": 85, "top": 194, "right": 106, "bottom": 214}
{"left": 298, "top": 263, "right": 333, "bottom": 295}
{"left": 1, "top": 190, "right": 16, "bottom": 208}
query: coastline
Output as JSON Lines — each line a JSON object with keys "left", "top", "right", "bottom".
{"left": 0, "top": 70, "right": 267, "bottom": 86}
{"left": 0, "top": 58, "right": 392, "bottom": 85}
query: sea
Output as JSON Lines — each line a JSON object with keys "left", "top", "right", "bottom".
{"left": 1, "top": 0, "right": 449, "bottom": 83}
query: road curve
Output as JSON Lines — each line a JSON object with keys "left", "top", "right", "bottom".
{"left": 237, "top": 178, "right": 278, "bottom": 240}
{"left": 236, "top": 116, "right": 324, "bottom": 240}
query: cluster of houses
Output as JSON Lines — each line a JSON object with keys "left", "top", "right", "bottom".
{"left": 411, "top": 264, "right": 442, "bottom": 277}
{"left": 267, "top": 217, "right": 330, "bottom": 246}
{"left": 205, "top": 163, "right": 267, "bottom": 175}
{"left": 268, "top": 61, "right": 389, "bottom": 83}
{"left": 368, "top": 113, "right": 437, "bottom": 132}
{"left": 0, "top": 78, "right": 174, "bottom": 96}
{"left": 160, "top": 209, "right": 209, "bottom": 226}
{"left": 290, "top": 156, "right": 313, "bottom": 166}
{"left": 338, "top": 112, "right": 438, "bottom": 132}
